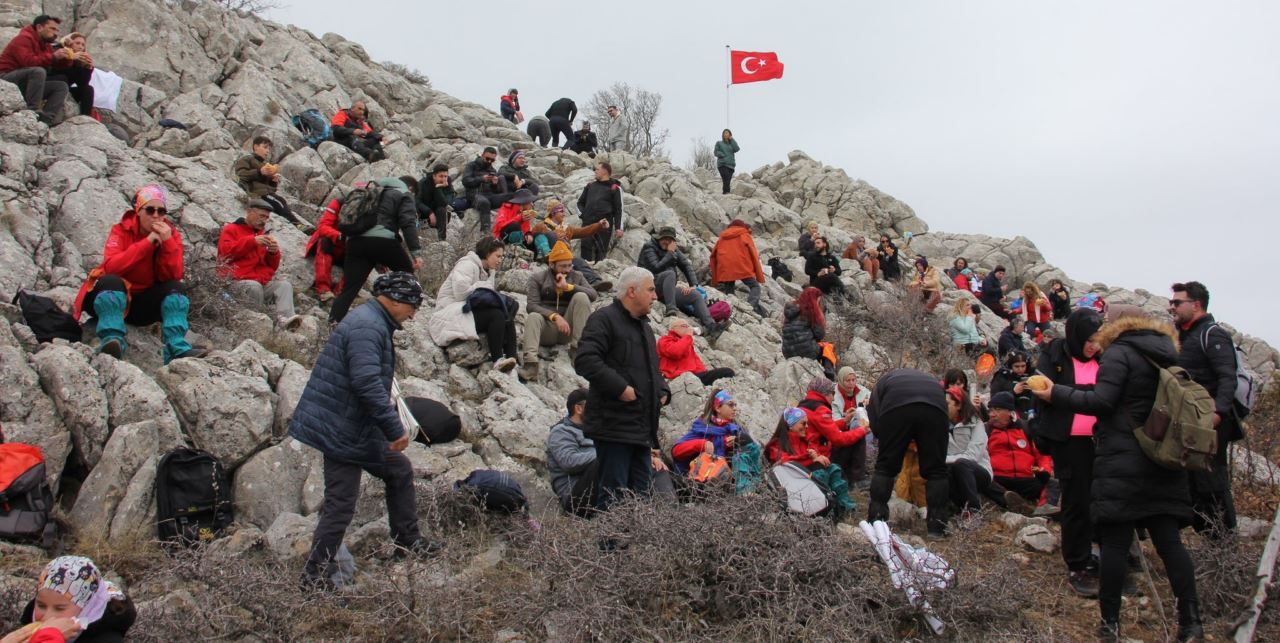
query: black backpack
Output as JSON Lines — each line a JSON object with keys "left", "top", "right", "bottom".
{"left": 336, "top": 182, "right": 389, "bottom": 236}
{"left": 156, "top": 448, "right": 233, "bottom": 546}
{"left": 0, "top": 443, "right": 57, "bottom": 548}
{"left": 454, "top": 470, "right": 527, "bottom": 513}
{"left": 767, "top": 257, "right": 793, "bottom": 282}
{"left": 12, "top": 290, "right": 81, "bottom": 343}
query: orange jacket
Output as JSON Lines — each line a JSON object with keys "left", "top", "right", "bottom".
{"left": 710, "top": 223, "right": 765, "bottom": 284}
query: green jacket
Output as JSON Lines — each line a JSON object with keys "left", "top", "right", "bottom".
{"left": 714, "top": 139, "right": 740, "bottom": 169}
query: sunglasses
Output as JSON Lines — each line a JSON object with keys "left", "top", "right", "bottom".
{"left": 1168, "top": 299, "right": 1192, "bottom": 307}
{"left": 141, "top": 206, "right": 168, "bottom": 216}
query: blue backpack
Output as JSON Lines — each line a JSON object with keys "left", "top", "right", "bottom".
{"left": 291, "top": 109, "right": 331, "bottom": 147}
{"left": 455, "top": 470, "right": 527, "bottom": 513}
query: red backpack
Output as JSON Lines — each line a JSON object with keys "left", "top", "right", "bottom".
{"left": 0, "top": 443, "right": 56, "bottom": 547}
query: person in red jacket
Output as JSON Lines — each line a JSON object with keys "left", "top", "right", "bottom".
{"left": 797, "top": 376, "right": 869, "bottom": 488}
{"left": 72, "top": 184, "right": 205, "bottom": 363}
{"left": 491, "top": 189, "right": 550, "bottom": 258}
{"left": 710, "top": 220, "right": 768, "bottom": 316}
{"left": 304, "top": 198, "right": 347, "bottom": 301}
{"left": 985, "top": 391, "right": 1053, "bottom": 514}
{"left": 0, "top": 15, "right": 71, "bottom": 124}
{"left": 656, "top": 318, "right": 735, "bottom": 385}
{"left": 216, "top": 199, "right": 300, "bottom": 327}
{"left": 330, "top": 101, "right": 384, "bottom": 161}
{"left": 764, "top": 407, "right": 856, "bottom": 512}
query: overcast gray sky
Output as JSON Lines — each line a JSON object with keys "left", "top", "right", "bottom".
{"left": 268, "top": 1, "right": 1279, "bottom": 348}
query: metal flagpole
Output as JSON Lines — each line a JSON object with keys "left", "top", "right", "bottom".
{"left": 725, "top": 45, "right": 731, "bottom": 126}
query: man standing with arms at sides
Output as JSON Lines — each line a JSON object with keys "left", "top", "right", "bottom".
{"left": 574, "top": 267, "right": 670, "bottom": 515}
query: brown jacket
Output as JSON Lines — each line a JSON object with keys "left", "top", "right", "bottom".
{"left": 233, "top": 153, "right": 277, "bottom": 197}
{"left": 531, "top": 215, "right": 607, "bottom": 242}
{"left": 526, "top": 268, "right": 598, "bottom": 319}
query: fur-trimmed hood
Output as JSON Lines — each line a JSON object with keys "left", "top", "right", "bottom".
{"left": 1095, "top": 314, "right": 1179, "bottom": 367}
{"left": 1094, "top": 314, "right": 1178, "bottom": 349}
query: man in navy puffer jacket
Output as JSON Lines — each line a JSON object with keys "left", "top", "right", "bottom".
{"left": 292, "top": 272, "right": 439, "bottom": 587}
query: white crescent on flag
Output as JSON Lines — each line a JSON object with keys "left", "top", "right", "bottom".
{"left": 740, "top": 56, "right": 766, "bottom": 74}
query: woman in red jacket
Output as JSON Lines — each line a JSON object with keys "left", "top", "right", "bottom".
{"left": 1021, "top": 282, "right": 1054, "bottom": 341}
{"left": 656, "top": 318, "right": 735, "bottom": 385}
{"left": 303, "top": 197, "right": 347, "bottom": 301}
{"left": 72, "top": 185, "right": 204, "bottom": 363}
{"left": 765, "top": 407, "right": 856, "bottom": 512}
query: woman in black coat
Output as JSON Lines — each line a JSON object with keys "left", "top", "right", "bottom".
{"left": 877, "top": 233, "right": 901, "bottom": 281}
{"left": 1030, "top": 309, "right": 1200, "bottom": 641}
{"left": 803, "top": 236, "right": 844, "bottom": 295}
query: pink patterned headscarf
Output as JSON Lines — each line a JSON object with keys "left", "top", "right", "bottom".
{"left": 38, "top": 556, "right": 123, "bottom": 626}
{"left": 133, "top": 184, "right": 167, "bottom": 211}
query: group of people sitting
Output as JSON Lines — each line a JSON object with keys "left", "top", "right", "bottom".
{"left": 0, "top": 15, "right": 98, "bottom": 125}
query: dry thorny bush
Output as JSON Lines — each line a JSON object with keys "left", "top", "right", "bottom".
{"left": 827, "top": 285, "right": 971, "bottom": 382}
{"left": 0, "top": 484, "right": 1096, "bottom": 641}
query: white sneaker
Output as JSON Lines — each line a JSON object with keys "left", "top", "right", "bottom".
{"left": 494, "top": 357, "right": 517, "bottom": 373}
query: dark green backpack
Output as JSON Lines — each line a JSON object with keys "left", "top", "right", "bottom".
{"left": 1133, "top": 357, "right": 1217, "bottom": 472}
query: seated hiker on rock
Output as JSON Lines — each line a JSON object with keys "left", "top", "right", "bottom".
{"left": 568, "top": 121, "right": 598, "bottom": 156}
{"left": 781, "top": 288, "right": 835, "bottom": 379}
{"left": 303, "top": 197, "right": 347, "bottom": 303}
{"left": 546, "top": 388, "right": 673, "bottom": 516}
{"left": 232, "top": 136, "right": 310, "bottom": 232}
{"left": 803, "top": 235, "right": 844, "bottom": 296}
{"left": 492, "top": 189, "right": 550, "bottom": 259}
{"left": 949, "top": 299, "right": 989, "bottom": 357}
{"left": 458, "top": 147, "right": 507, "bottom": 231}
{"left": 842, "top": 234, "right": 879, "bottom": 281}
{"left": 1020, "top": 281, "right": 1053, "bottom": 342}
{"left": 991, "top": 351, "right": 1037, "bottom": 417}
{"left": 48, "top": 31, "right": 93, "bottom": 118}
{"left": 639, "top": 226, "right": 730, "bottom": 339}
{"left": 944, "top": 384, "right": 992, "bottom": 516}
{"left": 945, "top": 368, "right": 989, "bottom": 422}
{"left": 980, "top": 264, "right": 1011, "bottom": 318}
{"left": 328, "top": 178, "right": 423, "bottom": 324}
{"left": 73, "top": 184, "right": 206, "bottom": 363}
{"left": 799, "top": 376, "right": 870, "bottom": 489}
{"left": 711, "top": 219, "right": 769, "bottom": 317}
{"left": 944, "top": 257, "right": 968, "bottom": 286}
{"left": 671, "top": 388, "right": 748, "bottom": 474}
{"left": 985, "top": 391, "right": 1052, "bottom": 514}
{"left": 658, "top": 317, "right": 735, "bottom": 386}
{"left": 997, "top": 318, "right": 1027, "bottom": 359}
{"left": 4, "top": 555, "right": 136, "bottom": 643}
{"left": 911, "top": 255, "right": 942, "bottom": 312}
{"left": 1046, "top": 278, "right": 1072, "bottom": 320}
{"left": 216, "top": 198, "right": 302, "bottom": 329}
{"left": 499, "top": 87, "right": 520, "bottom": 123}
{"left": 429, "top": 238, "right": 518, "bottom": 373}
{"left": 877, "top": 233, "right": 902, "bottom": 281}
{"left": 416, "top": 164, "right": 455, "bottom": 241}
{"left": 831, "top": 367, "right": 872, "bottom": 486}
{"left": 530, "top": 198, "right": 612, "bottom": 290}
{"left": 330, "top": 100, "right": 384, "bottom": 161}
{"left": 764, "top": 407, "right": 856, "bottom": 513}
{"left": 519, "top": 241, "right": 598, "bottom": 381}
{"left": 499, "top": 150, "right": 539, "bottom": 197}
{"left": 797, "top": 220, "right": 819, "bottom": 259}
{"left": 0, "top": 15, "right": 70, "bottom": 126}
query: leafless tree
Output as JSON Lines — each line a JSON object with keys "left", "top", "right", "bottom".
{"left": 585, "top": 82, "right": 669, "bottom": 158}
{"left": 381, "top": 61, "right": 431, "bottom": 87}
{"left": 199, "top": 0, "right": 286, "bottom": 13}
{"left": 686, "top": 137, "right": 716, "bottom": 171}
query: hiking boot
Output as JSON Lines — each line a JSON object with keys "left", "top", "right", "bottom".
{"left": 663, "top": 304, "right": 679, "bottom": 318}
{"left": 518, "top": 360, "right": 539, "bottom": 382}
{"left": 1004, "top": 490, "right": 1035, "bottom": 516}
{"left": 1068, "top": 569, "right": 1099, "bottom": 599}
{"left": 393, "top": 538, "right": 444, "bottom": 559}
{"left": 1033, "top": 502, "right": 1061, "bottom": 518}
{"left": 1176, "top": 599, "right": 1203, "bottom": 642}
{"left": 99, "top": 338, "right": 124, "bottom": 359}
{"left": 593, "top": 280, "right": 613, "bottom": 293}
{"left": 493, "top": 357, "right": 517, "bottom": 373}
{"left": 172, "top": 348, "right": 208, "bottom": 360}
{"left": 1097, "top": 620, "right": 1120, "bottom": 643}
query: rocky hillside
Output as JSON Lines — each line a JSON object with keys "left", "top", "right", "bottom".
{"left": 0, "top": 0, "right": 1277, "bottom": 612}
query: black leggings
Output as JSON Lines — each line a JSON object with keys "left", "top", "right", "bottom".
{"left": 695, "top": 367, "right": 735, "bottom": 386}
{"left": 471, "top": 307, "right": 517, "bottom": 362}
{"left": 329, "top": 236, "right": 413, "bottom": 323}
{"left": 1096, "top": 516, "right": 1197, "bottom": 624}
{"left": 868, "top": 403, "right": 950, "bottom": 532}
{"left": 1053, "top": 437, "right": 1096, "bottom": 571}
{"left": 717, "top": 165, "right": 733, "bottom": 194}
{"left": 49, "top": 66, "right": 93, "bottom": 116}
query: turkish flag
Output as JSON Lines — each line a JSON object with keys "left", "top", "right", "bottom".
{"left": 730, "top": 50, "right": 784, "bottom": 84}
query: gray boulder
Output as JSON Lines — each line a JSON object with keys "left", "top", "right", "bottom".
{"left": 155, "top": 358, "right": 277, "bottom": 468}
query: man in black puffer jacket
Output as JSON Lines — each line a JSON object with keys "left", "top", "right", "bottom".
{"left": 1032, "top": 306, "right": 1201, "bottom": 641}
{"left": 1033, "top": 307, "right": 1105, "bottom": 597}
{"left": 460, "top": 147, "right": 508, "bottom": 230}
{"left": 574, "top": 266, "right": 670, "bottom": 512}
{"left": 1171, "top": 281, "right": 1242, "bottom": 539}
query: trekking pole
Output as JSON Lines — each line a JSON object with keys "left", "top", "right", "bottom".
{"left": 1135, "top": 543, "right": 1171, "bottom": 642}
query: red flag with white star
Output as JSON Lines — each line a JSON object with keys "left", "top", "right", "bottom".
{"left": 730, "top": 50, "right": 784, "bottom": 84}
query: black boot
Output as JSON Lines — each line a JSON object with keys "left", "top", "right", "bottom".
{"left": 1097, "top": 619, "right": 1120, "bottom": 643}
{"left": 866, "top": 473, "right": 896, "bottom": 523}
{"left": 1176, "top": 599, "right": 1203, "bottom": 642}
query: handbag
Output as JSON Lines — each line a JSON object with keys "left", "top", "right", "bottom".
{"left": 391, "top": 378, "right": 420, "bottom": 443}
